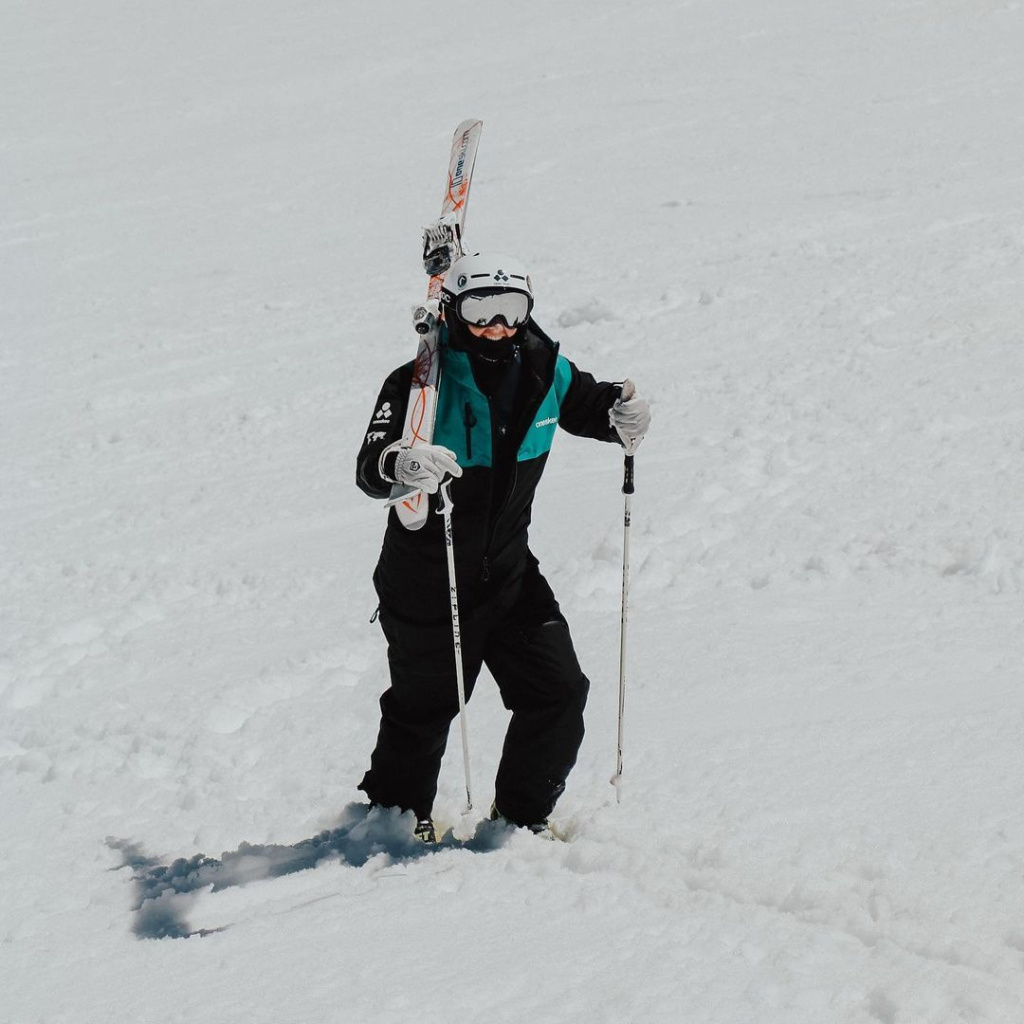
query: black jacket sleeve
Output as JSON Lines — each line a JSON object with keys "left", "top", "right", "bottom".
{"left": 558, "top": 360, "right": 623, "bottom": 444}
{"left": 355, "top": 363, "right": 412, "bottom": 499}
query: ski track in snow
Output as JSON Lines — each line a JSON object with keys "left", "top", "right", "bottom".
{"left": 4, "top": 0, "right": 1024, "bottom": 1021}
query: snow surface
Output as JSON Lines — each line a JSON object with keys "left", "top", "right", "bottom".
{"left": 4, "top": 0, "right": 1024, "bottom": 1021}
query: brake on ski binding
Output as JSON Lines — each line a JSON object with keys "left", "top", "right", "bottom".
{"left": 422, "top": 213, "right": 463, "bottom": 277}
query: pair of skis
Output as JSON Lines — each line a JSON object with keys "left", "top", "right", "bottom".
{"left": 386, "top": 118, "right": 484, "bottom": 530}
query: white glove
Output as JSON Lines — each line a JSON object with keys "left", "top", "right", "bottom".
{"left": 609, "top": 379, "right": 650, "bottom": 452}
{"left": 385, "top": 443, "right": 462, "bottom": 494}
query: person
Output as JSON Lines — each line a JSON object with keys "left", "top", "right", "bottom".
{"left": 355, "top": 252, "right": 651, "bottom": 842}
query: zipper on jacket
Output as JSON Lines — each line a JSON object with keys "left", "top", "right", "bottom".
{"left": 477, "top": 339, "right": 555, "bottom": 582}
{"left": 480, "top": 388, "right": 519, "bottom": 583}
{"left": 463, "top": 402, "right": 477, "bottom": 461}
{"left": 481, "top": 353, "right": 550, "bottom": 577}
{"left": 483, "top": 460, "right": 519, "bottom": 579}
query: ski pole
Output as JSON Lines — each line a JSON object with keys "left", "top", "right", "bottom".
{"left": 437, "top": 478, "right": 473, "bottom": 811}
{"left": 612, "top": 443, "right": 635, "bottom": 803}
{"left": 611, "top": 378, "right": 641, "bottom": 803}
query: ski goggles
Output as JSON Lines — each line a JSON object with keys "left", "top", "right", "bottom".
{"left": 455, "top": 288, "right": 533, "bottom": 328}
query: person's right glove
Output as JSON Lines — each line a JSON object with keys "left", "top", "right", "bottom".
{"left": 609, "top": 379, "right": 651, "bottom": 453}
{"left": 381, "top": 442, "right": 462, "bottom": 494}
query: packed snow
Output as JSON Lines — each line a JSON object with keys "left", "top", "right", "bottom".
{"left": 3, "top": 1, "right": 1024, "bottom": 1021}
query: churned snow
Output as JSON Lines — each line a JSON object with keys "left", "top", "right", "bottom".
{"left": 3, "top": 0, "right": 1024, "bottom": 1021}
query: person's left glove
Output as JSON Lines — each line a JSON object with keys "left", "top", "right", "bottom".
{"left": 609, "top": 379, "right": 651, "bottom": 452}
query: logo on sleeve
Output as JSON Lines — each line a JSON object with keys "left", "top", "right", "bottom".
{"left": 373, "top": 402, "right": 393, "bottom": 425}
{"left": 535, "top": 416, "right": 558, "bottom": 429}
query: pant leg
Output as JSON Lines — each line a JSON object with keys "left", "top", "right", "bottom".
{"left": 358, "top": 605, "right": 485, "bottom": 820}
{"left": 485, "top": 567, "right": 590, "bottom": 826}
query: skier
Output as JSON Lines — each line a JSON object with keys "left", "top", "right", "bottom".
{"left": 355, "top": 252, "right": 651, "bottom": 841}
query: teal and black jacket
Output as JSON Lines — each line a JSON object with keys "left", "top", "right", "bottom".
{"left": 357, "top": 320, "right": 623, "bottom": 624}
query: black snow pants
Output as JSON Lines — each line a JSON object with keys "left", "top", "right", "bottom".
{"left": 358, "top": 562, "right": 590, "bottom": 826}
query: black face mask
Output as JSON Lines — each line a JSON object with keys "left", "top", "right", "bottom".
{"left": 446, "top": 314, "right": 521, "bottom": 363}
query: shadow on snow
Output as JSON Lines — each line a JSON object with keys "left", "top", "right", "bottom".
{"left": 108, "top": 803, "right": 511, "bottom": 940}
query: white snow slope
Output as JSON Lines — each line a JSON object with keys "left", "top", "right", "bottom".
{"left": 3, "top": 1, "right": 1024, "bottom": 1022}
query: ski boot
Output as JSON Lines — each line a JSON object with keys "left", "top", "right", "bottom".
{"left": 489, "top": 803, "right": 555, "bottom": 841}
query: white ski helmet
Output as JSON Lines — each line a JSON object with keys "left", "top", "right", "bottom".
{"left": 441, "top": 252, "right": 534, "bottom": 328}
